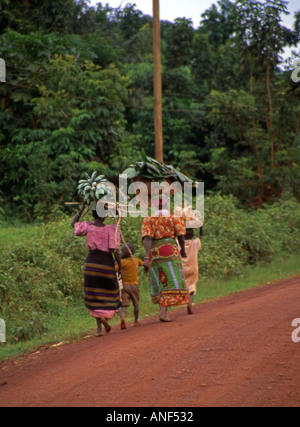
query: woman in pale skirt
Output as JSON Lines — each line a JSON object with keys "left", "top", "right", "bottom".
{"left": 181, "top": 227, "right": 203, "bottom": 314}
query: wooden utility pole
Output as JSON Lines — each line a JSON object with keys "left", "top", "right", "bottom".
{"left": 153, "top": 0, "right": 163, "bottom": 162}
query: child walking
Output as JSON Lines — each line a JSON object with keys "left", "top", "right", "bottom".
{"left": 116, "top": 244, "right": 144, "bottom": 329}
{"left": 181, "top": 227, "right": 203, "bottom": 314}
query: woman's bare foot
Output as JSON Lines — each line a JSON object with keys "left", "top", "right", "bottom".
{"left": 96, "top": 318, "right": 103, "bottom": 336}
{"left": 159, "top": 317, "right": 172, "bottom": 322}
{"left": 120, "top": 317, "right": 127, "bottom": 330}
{"left": 101, "top": 318, "right": 111, "bottom": 333}
{"left": 160, "top": 306, "right": 171, "bottom": 322}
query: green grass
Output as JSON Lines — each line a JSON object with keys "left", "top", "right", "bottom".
{"left": 1, "top": 252, "right": 299, "bottom": 361}
{"left": 194, "top": 252, "right": 300, "bottom": 303}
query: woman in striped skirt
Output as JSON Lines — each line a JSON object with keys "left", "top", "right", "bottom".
{"left": 72, "top": 203, "right": 123, "bottom": 336}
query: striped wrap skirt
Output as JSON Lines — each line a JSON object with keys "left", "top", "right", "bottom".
{"left": 149, "top": 238, "right": 188, "bottom": 307}
{"left": 84, "top": 250, "right": 121, "bottom": 318}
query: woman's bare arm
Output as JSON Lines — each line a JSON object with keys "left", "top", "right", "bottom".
{"left": 71, "top": 202, "right": 86, "bottom": 228}
{"left": 113, "top": 250, "right": 123, "bottom": 278}
{"left": 177, "top": 235, "right": 187, "bottom": 258}
{"left": 143, "top": 236, "right": 153, "bottom": 272}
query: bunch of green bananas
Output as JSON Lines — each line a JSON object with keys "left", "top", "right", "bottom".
{"left": 123, "top": 150, "right": 192, "bottom": 184}
{"left": 77, "top": 172, "right": 109, "bottom": 206}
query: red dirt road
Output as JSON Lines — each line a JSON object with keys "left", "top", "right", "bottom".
{"left": 0, "top": 276, "right": 300, "bottom": 407}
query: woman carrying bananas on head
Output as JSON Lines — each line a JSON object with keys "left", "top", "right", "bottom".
{"left": 71, "top": 173, "right": 123, "bottom": 337}
{"left": 142, "top": 193, "right": 188, "bottom": 322}
{"left": 123, "top": 153, "right": 192, "bottom": 323}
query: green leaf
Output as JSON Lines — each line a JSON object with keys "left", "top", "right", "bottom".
{"left": 123, "top": 167, "right": 139, "bottom": 179}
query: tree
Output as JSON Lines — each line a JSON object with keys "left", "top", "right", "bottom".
{"left": 192, "top": 1, "right": 243, "bottom": 93}
{"left": 164, "top": 18, "right": 194, "bottom": 69}
{"left": 204, "top": 0, "right": 300, "bottom": 206}
{"left": 0, "top": 0, "right": 90, "bottom": 35}
{"left": 199, "top": 0, "right": 237, "bottom": 48}
{"left": 0, "top": 31, "right": 129, "bottom": 218}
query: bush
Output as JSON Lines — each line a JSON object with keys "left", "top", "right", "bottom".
{"left": 199, "top": 195, "right": 300, "bottom": 279}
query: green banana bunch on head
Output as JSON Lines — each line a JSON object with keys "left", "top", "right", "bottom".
{"left": 123, "top": 150, "right": 192, "bottom": 184}
{"left": 77, "top": 172, "right": 111, "bottom": 209}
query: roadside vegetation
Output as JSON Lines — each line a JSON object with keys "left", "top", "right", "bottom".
{"left": 0, "top": 0, "right": 299, "bottom": 360}
{"left": 1, "top": 195, "right": 299, "bottom": 360}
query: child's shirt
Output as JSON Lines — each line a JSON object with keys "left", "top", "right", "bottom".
{"left": 116, "top": 257, "right": 144, "bottom": 285}
{"left": 181, "top": 238, "right": 202, "bottom": 287}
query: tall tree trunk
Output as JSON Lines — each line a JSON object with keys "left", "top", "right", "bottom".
{"left": 266, "top": 61, "right": 275, "bottom": 171}
{"left": 249, "top": 59, "right": 265, "bottom": 199}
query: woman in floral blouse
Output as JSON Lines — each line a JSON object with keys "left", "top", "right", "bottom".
{"left": 142, "top": 198, "right": 188, "bottom": 322}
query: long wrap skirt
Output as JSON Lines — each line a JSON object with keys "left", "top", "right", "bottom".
{"left": 149, "top": 238, "right": 188, "bottom": 307}
{"left": 84, "top": 250, "right": 120, "bottom": 319}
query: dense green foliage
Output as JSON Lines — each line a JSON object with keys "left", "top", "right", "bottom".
{"left": 0, "top": 195, "right": 299, "bottom": 345}
{"left": 0, "top": 0, "right": 299, "bottom": 218}
{"left": 0, "top": 1, "right": 299, "bottom": 359}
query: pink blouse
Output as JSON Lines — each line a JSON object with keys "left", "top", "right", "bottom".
{"left": 74, "top": 222, "right": 120, "bottom": 252}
